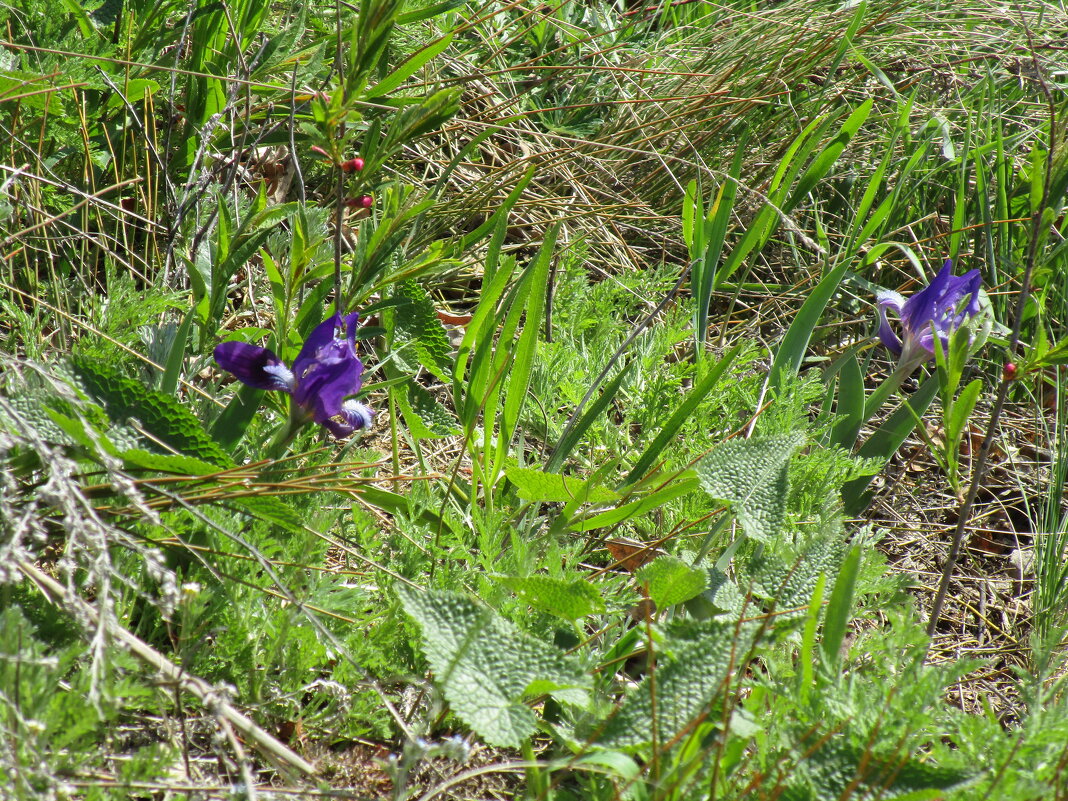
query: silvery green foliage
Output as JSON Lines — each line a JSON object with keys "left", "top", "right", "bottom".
{"left": 398, "top": 586, "right": 591, "bottom": 748}
{"left": 597, "top": 619, "right": 757, "bottom": 750}
{"left": 0, "top": 358, "right": 191, "bottom": 798}
{"left": 696, "top": 432, "right": 805, "bottom": 543}
{"left": 0, "top": 359, "right": 178, "bottom": 682}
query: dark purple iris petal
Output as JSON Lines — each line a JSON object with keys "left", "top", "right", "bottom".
{"left": 293, "top": 353, "right": 365, "bottom": 425}
{"left": 877, "top": 260, "right": 983, "bottom": 363}
{"left": 214, "top": 342, "right": 295, "bottom": 392}
{"left": 292, "top": 312, "right": 360, "bottom": 383}
{"left": 215, "top": 310, "right": 370, "bottom": 440}
{"left": 876, "top": 295, "right": 905, "bottom": 356}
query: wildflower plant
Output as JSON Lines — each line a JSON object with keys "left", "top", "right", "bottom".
{"left": 876, "top": 259, "right": 986, "bottom": 371}
{"left": 835, "top": 259, "right": 991, "bottom": 511}
{"left": 214, "top": 311, "right": 373, "bottom": 451}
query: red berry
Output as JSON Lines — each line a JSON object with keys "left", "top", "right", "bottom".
{"left": 1003, "top": 362, "right": 1018, "bottom": 381}
{"left": 343, "top": 195, "right": 374, "bottom": 209}
{"left": 341, "top": 157, "right": 365, "bottom": 173}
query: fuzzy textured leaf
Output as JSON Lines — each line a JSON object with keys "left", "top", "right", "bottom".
{"left": 696, "top": 432, "right": 804, "bottom": 542}
{"left": 780, "top": 737, "right": 974, "bottom": 800}
{"left": 72, "top": 357, "right": 232, "bottom": 467}
{"left": 598, "top": 621, "right": 754, "bottom": 749}
{"left": 397, "top": 587, "right": 590, "bottom": 748}
{"left": 635, "top": 556, "right": 708, "bottom": 610}
{"left": 396, "top": 380, "right": 459, "bottom": 439}
{"left": 505, "top": 467, "right": 619, "bottom": 505}
{"left": 496, "top": 575, "right": 606, "bottom": 619}
{"left": 390, "top": 280, "right": 454, "bottom": 382}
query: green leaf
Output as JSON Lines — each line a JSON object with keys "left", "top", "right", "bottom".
{"left": 72, "top": 357, "right": 232, "bottom": 467}
{"left": 397, "top": 0, "right": 466, "bottom": 23}
{"left": 781, "top": 738, "right": 975, "bottom": 800}
{"left": 769, "top": 262, "right": 849, "bottom": 394}
{"left": 503, "top": 224, "right": 558, "bottom": 450}
{"left": 394, "top": 379, "right": 459, "bottom": 439}
{"left": 161, "top": 308, "right": 195, "bottom": 397}
{"left": 389, "top": 280, "right": 454, "bottom": 382}
{"left": 820, "top": 545, "right": 861, "bottom": 670}
{"left": 209, "top": 380, "right": 261, "bottom": 452}
{"left": 544, "top": 360, "right": 634, "bottom": 473}
{"left": 842, "top": 376, "right": 939, "bottom": 515}
{"left": 598, "top": 620, "right": 754, "bottom": 749}
{"left": 695, "top": 432, "right": 805, "bottom": 543}
{"left": 495, "top": 575, "right": 606, "bottom": 619}
{"left": 366, "top": 33, "right": 453, "bottom": 100}
{"left": 787, "top": 98, "right": 873, "bottom": 208}
{"left": 397, "top": 587, "right": 589, "bottom": 748}
{"left": 747, "top": 529, "right": 846, "bottom": 617}
{"left": 571, "top": 475, "right": 700, "bottom": 533}
{"left": 635, "top": 556, "right": 708, "bottom": 610}
{"left": 623, "top": 344, "right": 742, "bottom": 486}
{"left": 504, "top": 466, "right": 619, "bottom": 505}
{"left": 828, "top": 351, "right": 865, "bottom": 448}
{"left": 120, "top": 449, "right": 219, "bottom": 476}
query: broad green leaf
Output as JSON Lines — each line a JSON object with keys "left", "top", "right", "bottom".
{"left": 210, "top": 380, "right": 261, "bottom": 452}
{"left": 695, "top": 432, "right": 805, "bottom": 543}
{"left": 496, "top": 575, "right": 605, "bottom": 619}
{"left": 598, "top": 620, "right": 755, "bottom": 749}
{"left": 72, "top": 357, "right": 232, "bottom": 467}
{"left": 504, "top": 466, "right": 618, "bottom": 505}
{"left": 395, "top": 379, "right": 459, "bottom": 439}
{"left": 389, "top": 283, "right": 453, "bottom": 382}
{"left": 746, "top": 529, "right": 845, "bottom": 618}
{"left": 120, "top": 449, "right": 219, "bottom": 476}
{"left": 635, "top": 556, "right": 708, "bottom": 610}
{"left": 397, "top": 587, "right": 589, "bottom": 748}
{"left": 781, "top": 738, "right": 974, "bottom": 800}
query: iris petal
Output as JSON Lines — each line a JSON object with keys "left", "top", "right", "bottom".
{"left": 293, "top": 312, "right": 360, "bottom": 382}
{"left": 320, "top": 400, "right": 374, "bottom": 438}
{"left": 875, "top": 259, "right": 984, "bottom": 364}
{"left": 216, "top": 310, "right": 371, "bottom": 441}
{"left": 214, "top": 342, "right": 295, "bottom": 392}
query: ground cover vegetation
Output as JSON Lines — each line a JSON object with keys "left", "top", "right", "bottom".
{"left": 2, "top": 0, "right": 1068, "bottom": 798}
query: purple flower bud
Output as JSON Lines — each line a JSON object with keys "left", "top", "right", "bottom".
{"left": 214, "top": 312, "right": 373, "bottom": 439}
{"left": 876, "top": 260, "right": 982, "bottom": 365}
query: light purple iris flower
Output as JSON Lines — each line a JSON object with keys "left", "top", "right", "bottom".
{"left": 214, "top": 312, "right": 373, "bottom": 438}
{"left": 876, "top": 260, "right": 982, "bottom": 365}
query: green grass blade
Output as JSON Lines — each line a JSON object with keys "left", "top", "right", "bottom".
{"left": 544, "top": 360, "right": 634, "bottom": 474}
{"left": 500, "top": 224, "right": 559, "bottom": 452}
{"left": 842, "top": 375, "right": 940, "bottom": 514}
{"left": 768, "top": 261, "right": 849, "bottom": 394}
{"left": 161, "top": 308, "right": 195, "bottom": 397}
{"left": 828, "top": 351, "right": 865, "bottom": 449}
{"left": 820, "top": 544, "right": 861, "bottom": 671}
{"left": 622, "top": 343, "right": 743, "bottom": 486}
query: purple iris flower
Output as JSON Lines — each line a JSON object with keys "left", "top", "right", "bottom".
{"left": 876, "top": 260, "right": 982, "bottom": 365}
{"left": 214, "top": 312, "right": 373, "bottom": 438}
